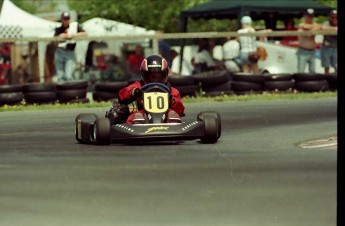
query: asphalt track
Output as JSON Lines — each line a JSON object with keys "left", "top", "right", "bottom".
{"left": 0, "top": 97, "right": 337, "bottom": 226}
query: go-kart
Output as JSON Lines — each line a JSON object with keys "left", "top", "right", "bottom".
{"left": 75, "top": 83, "right": 221, "bottom": 145}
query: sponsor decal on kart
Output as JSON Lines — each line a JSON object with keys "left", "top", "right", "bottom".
{"left": 145, "top": 126, "right": 169, "bottom": 134}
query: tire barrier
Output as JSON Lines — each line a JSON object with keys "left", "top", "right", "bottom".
{"left": 93, "top": 81, "right": 128, "bottom": 102}
{"left": 192, "top": 70, "right": 231, "bottom": 96}
{"left": 293, "top": 73, "right": 330, "bottom": 92}
{"left": 325, "top": 74, "right": 337, "bottom": 91}
{"left": 264, "top": 74, "right": 294, "bottom": 91}
{"left": 0, "top": 84, "right": 23, "bottom": 106}
{"left": 231, "top": 72, "right": 265, "bottom": 94}
{"left": 0, "top": 71, "right": 337, "bottom": 108}
{"left": 168, "top": 76, "right": 197, "bottom": 97}
{"left": 295, "top": 80, "right": 329, "bottom": 92}
{"left": 22, "top": 83, "right": 57, "bottom": 104}
{"left": 56, "top": 80, "right": 88, "bottom": 103}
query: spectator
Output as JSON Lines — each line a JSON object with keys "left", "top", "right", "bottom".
{"left": 159, "top": 39, "right": 171, "bottom": 66}
{"left": 320, "top": 10, "right": 337, "bottom": 75}
{"left": 193, "top": 38, "right": 224, "bottom": 73}
{"left": 222, "top": 36, "right": 242, "bottom": 73}
{"left": 169, "top": 49, "right": 193, "bottom": 76}
{"left": 53, "top": 12, "right": 87, "bottom": 82}
{"left": 126, "top": 44, "right": 145, "bottom": 80}
{"left": 0, "top": 43, "right": 11, "bottom": 85}
{"left": 237, "top": 16, "right": 260, "bottom": 74}
{"left": 281, "top": 18, "right": 298, "bottom": 43}
{"left": 296, "top": 8, "right": 321, "bottom": 73}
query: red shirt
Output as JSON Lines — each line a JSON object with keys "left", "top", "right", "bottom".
{"left": 127, "top": 54, "right": 145, "bottom": 74}
{"left": 118, "top": 81, "right": 185, "bottom": 117}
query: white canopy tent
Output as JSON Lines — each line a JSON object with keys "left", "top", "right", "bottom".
{"left": 0, "top": 0, "right": 156, "bottom": 82}
{"left": 0, "top": 0, "right": 59, "bottom": 37}
{"left": 81, "top": 17, "right": 155, "bottom": 57}
{"left": 0, "top": 0, "right": 60, "bottom": 82}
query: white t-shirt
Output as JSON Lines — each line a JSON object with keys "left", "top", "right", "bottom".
{"left": 222, "top": 39, "right": 240, "bottom": 60}
{"left": 238, "top": 27, "right": 257, "bottom": 53}
{"left": 194, "top": 49, "right": 216, "bottom": 66}
{"left": 171, "top": 55, "right": 193, "bottom": 76}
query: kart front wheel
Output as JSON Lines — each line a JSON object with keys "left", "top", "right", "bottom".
{"left": 197, "top": 111, "right": 221, "bottom": 140}
{"left": 200, "top": 115, "right": 218, "bottom": 144}
{"left": 94, "top": 118, "right": 111, "bottom": 145}
{"left": 75, "top": 113, "right": 98, "bottom": 144}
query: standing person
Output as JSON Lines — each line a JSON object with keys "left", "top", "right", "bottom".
{"left": 53, "top": 12, "right": 87, "bottom": 82}
{"left": 320, "top": 10, "right": 337, "bottom": 75}
{"left": 237, "top": 16, "right": 259, "bottom": 74}
{"left": 126, "top": 44, "right": 145, "bottom": 80}
{"left": 296, "top": 8, "right": 321, "bottom": 73}
{"left": 222, "top": 36, "right": 242, "bottom": 73}
{"left": 159, "top": 40, "right": 171, "bottom": 67}
{"left": 193, "top": 38, "right": 224, "bottom": 73}
{"left": 169, "top": 49, "right": 193, "bottom": 76}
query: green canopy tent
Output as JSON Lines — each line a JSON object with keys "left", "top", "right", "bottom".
{"left": 180, "top": 0, "right": 334, "bottom": 31}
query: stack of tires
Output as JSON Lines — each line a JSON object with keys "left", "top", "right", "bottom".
{"left": 168, "top": 76, "right": 197, "bottom": 97}
{"left": 231, "top": 72, "right": 265, "bottom": 95}
{"left": 56, "top": 80, "right": 89, "bottom": 103}
{"left": 193, "top": 70, "right": 232, "bottom": 97}
{"left": 0, "top": 84, "right": 23, "bottom": 106}
{"left": 23, "top": 83, "right": 57, "bottom": 105}
{"left": 92, "top": 81, "right": 128, "bottom": 102}
{"left": 264, "top": 73, "right": 295, "bottom": 92}
{"left": 325, "top": 74, "right": 337, "bottom": 91}
{"left": 293, "top": 73, "right": 329, "bottom": 92}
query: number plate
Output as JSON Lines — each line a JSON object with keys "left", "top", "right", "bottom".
{"left": 143, "top": 92, "right": 169, "bottom": 113}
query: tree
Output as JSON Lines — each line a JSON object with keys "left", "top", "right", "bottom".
{"left": 69, "top": 0, "right": 208, "bottom": 33}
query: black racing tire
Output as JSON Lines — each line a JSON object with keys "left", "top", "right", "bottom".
{"left": 197, "top": 111, "right": 221, "bottom": 140}
{"left": 200, "top": 115, "right": 218, "bottom": 144}
{"left": 325, "top": 74, "right": 337, "bottom": 91}
{"left": 94, "top": 117, "right": 111, "bottom": 145}
{"left": 0, "top": 84, "right": 23, "bottom": 93}
{"left": 22, "top": 83, "right": 56, "bottom": 93}
{"left": 92, "top": 91, "right": 118, "bottom": 102}
{"left": 57, "top": 89, "right": 87, "bottom": 102}
{"left": 264, "top": 73, "right": 293, "bottom": 81}
{"left": 295, "top": 80, "right": 329, "bottom": 92}
{"left": 193, "top": 70, "right": 230, "bottom": 86}
{"left": 55, "top": 80, "right": 89, "bottom": 90}
{"left": 168, "top": 76, "right": 195, "bottom": 86}
{"left": 24, "top": 91, "right": 57, "bottom": 104}
{"left": 202, "top": 81, "right": 232, "bottom": 92}
{"left": 293, "top": 73, "right": 327, "bottom": 82}
{"left": 264, "top": 80, "right": 295, "bottom": 91}
{"left": 232, "top": 72, "right": 265, "bottom": 84}
{"left": 94, "top": 81, "right": 128, "bottom": 92}
{"left": 75, "top": 113, "right": 98, "bottom": 144}
{"left": 0, "top": 92, "right": 23, "bottom": 106}
{"left": 174, "top": 85, "right": 197, "bottom": 97}
{"left": 231, "top": 81, "right": 262, "bottom": 92}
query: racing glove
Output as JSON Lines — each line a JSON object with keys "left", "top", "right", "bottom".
{"left": 131, "top": 88, "right": 142, "bottom": 98}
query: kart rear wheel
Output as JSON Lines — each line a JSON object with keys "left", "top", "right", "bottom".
{"left": 75, "top": 113, "right": 98, "bottom": 144}
{"left": 197, "top": 111, "right": 221, "bottom": 139}
{"left": 94, "top": 118, "right": 111, "bottom": 145}
{"left": 200, "top": 115, "right": 218, "bottom": 144}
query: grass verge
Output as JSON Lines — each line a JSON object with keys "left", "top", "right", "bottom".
{"left": 0, "top": 91, "right": 337, "bottom": 112}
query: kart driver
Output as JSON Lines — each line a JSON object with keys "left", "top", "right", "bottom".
{"left": 106, "top": 55, "right": 185, "bottom": 124}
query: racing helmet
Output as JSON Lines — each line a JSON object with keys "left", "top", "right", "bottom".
{"left": 140, "top": 55, "right": 169, "bottom": 84}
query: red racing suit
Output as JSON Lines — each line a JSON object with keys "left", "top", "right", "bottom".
{"left": 118, "top": 80, "right": 185, "bottom": 124}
